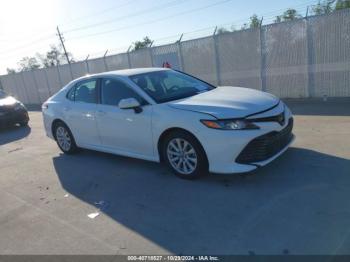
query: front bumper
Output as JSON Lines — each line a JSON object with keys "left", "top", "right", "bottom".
{"left": 236, "top": 118, "right": 294, "bottom": 164}
{"left": 197, "top": 105, "right": 294, "bottom": 174}
{"left": 0, "top": 109, "right": 29, "bottom": 127}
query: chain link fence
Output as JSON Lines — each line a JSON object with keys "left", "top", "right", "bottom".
{"left": 1, "top": 9, "right": 349, "bottom": 105}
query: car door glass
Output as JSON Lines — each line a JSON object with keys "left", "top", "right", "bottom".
{"left": 74, "top": 80, "right": 97, "bottom": 103}
{"left": 101, "top": 78, "right": 146, "bottom": 106}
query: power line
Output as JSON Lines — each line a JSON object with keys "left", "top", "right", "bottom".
{"left": 0, "top": 0, "right": 314, "bottom": 55}
{"left": 62, "top": 0, "right": 189, "bottom": 34}
{"left": 66, "top": 0, "right": 235, "bottom": 40}
{"left": 215, "top": 0, "right": 317, "bottom": 27}
{"left": 0, "top": 42, "right": 57, "bottom": 60}
{"left": 0, "top": 0, "right": 319, "bottom": 61}
{"left": 0, "top": 0, "right": 186, "bottom": 54}
{"left": 66, "top": 0, "right": 315, "bottom": 41}
{"left": 0, "top": 0, "right": 142, "bottom": 48}
{"left": 65, "top": 0, "right": 317, "bottom": 59}
{"left": 0, "top": 34, "right": 56, "bottom": 55}
{"left": 61, "top": 0, "right": 138, "bottom": 27}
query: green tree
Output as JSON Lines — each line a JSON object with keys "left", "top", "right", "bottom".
{"left": 17, "top": 57, "right": 41, "bottom": 71}
{"left": 132, "top": 36, "right": 153, "bottom": 51}
{"left": 335, "top": 0, "right": 350, "bottom": 10}
{"left": 275, "top": 8, "right": 301, "bottom": 22}
{"left": 37, "top": 45, "right": 74, "bottom": 67}
{"left": 241, "top": 23, "right": 249, "bottom": 30}
{"left": 311, "top": 0, "right": 335, "bottom": 15}
{"left": 275, "top": 16, "right": 282, "bottom": 23}
{"left": 249, "top": 14, "right": 261, "bottom": 28}
{"left": 7, "top": 44, "right": 75, "bottom": 74}
{"left": 6, "top": 68, "right": 16, "bottom": 74}
{"left": 216, "top": 27, "right": 230, "bottom": 34}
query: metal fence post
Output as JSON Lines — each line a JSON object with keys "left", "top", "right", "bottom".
{"left": 149, "top": 49, "right": 154, "bottom": 67}
{"left": 57, "top": 65, "right": 63, "bottom": 87}
{"left": 213, "top": 28, "right": 222, "bottom": 86}
{"left": 68, "top": 63, "right": 73, "bottom": 80}
{"left": 85, "top": 55, "right": 90, "bottom": 74}
{"left": 306, "top": 17, "right": 314, "bottom": 98}
{"left": 127, "top": 46, "right": 132, "bottom": 69}
{"left": 43, "top": 68, "right": 52, "bottom": 97}
{"left": 20, "top": 72, "right": 30, "bottom": 104}
{"left": 103, "top": 50, "right": 109, "bottom": 71}
{"left": 31, "top": 70, "right": 42, "bottom": 104}
{"left": 177, "top": 34, "right": 185, "bottom": 71}
{"left": 149, "top": 41, "right": 155, "bottom": 67}
{"left": 11, "top": 74, "right": 20, "bottom": 100}
{"left": 259, "top": 26, "right": 267, "bottom": 92}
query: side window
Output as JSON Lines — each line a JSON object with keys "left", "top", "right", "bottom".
{"left": 74, "top": 80, "right": 97, "bottom": 104}
{"left": 101, "top": 78, "right": 146, "bottom": 106}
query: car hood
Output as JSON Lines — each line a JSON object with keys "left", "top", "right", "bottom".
{"left": 0, "top": 96, "right": 17, "bottom": 107}
{"left": 167, "top": 86, "right": 279, "bottom": 119}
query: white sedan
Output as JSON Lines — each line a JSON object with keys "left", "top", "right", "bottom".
{"left": 42, "top": 68, "right": 294, "bottom": 179}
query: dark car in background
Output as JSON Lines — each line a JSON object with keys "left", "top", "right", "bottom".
{"left": 0, "top": 90, "right": 29, "bottom": 128}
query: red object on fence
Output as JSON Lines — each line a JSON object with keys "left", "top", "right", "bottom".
{"left": 162, "top": 61, "right": 172, "bottom": 68}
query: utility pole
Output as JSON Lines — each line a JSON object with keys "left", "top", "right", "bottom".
{"left": 56, "top": 26, "right": 71, "bottom": 64}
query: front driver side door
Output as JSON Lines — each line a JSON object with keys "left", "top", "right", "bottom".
{"left": 95, "top": 77, "right": 154, "bottom": 160}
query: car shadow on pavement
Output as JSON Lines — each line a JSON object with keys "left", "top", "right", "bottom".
{"left": 0, "top": 125, "right": 31, "bottom": 145}
{"left": 53, "top": 147, "right": 350, "bottom": 254}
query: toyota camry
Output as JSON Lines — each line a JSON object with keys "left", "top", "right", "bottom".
{"left": 42, "top": 68, "right": 294, "bottom": 179}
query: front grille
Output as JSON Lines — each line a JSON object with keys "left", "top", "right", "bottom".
{"left": 249, "top": 111, "right": 285, "bottom": 126}
{"left": 236, "top": 118, "right": 294, "bottom": 164}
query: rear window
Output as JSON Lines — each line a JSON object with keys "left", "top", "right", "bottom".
{"left": 66, "top": 79, "right": 97, "bottom": 104}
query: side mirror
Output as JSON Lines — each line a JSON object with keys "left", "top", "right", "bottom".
{"left": 118, "top": 98, "right": 142, "bottom": 113}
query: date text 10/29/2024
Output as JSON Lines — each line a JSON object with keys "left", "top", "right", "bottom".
{"left": 127, "top": 256, "right": 219, "bottom": 261}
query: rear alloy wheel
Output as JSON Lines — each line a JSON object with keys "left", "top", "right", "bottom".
{"left": 54, "top": 122, "right": 77, "bottom": 154}
{"left": 163, "top": 131, "right": 208, "bottom": 179}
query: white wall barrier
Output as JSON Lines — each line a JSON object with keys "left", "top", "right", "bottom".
{"left": 1, "top": 9, "right": 349, "bottom": 104}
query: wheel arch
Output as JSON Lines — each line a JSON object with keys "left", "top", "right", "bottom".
{"left": 157, "top": 127, "right": 208, "bottom": 164}
{"left": 51, "top": 119, "right": 69, "bottom": 140}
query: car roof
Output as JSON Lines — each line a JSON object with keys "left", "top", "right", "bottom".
{"left": 80, "top": 67, "right": 170, "bottom": 79}
{"left": 108, "top": 67, "right": 170, "bottom": 76}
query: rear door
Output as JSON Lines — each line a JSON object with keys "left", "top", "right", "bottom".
{"left": 64, "top": 79, "right": 101, "bottom": 147}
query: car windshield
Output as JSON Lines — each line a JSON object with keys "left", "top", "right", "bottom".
{"left": 129, "top": 70, "right": 215, "bottom": 103}
{"left": 0, "top": 90, "right": 8, "bottom": 99}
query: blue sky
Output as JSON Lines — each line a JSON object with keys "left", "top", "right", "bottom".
{"left": 0, "top": 0, "right": 316, "bottom": 74}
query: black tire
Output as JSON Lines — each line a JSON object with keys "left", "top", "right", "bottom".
{"left": 162, "top": 130, "right": 208, "bottom": 179}
{"left": 53, "top": 121, "right": 78, "bottom": 154}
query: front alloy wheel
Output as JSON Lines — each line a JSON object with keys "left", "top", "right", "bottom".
{"left": 163, "top": 130, "right": 208, "bottom": 179}
{"left": 167, "top": 138, "right": 198, "bottom": 175}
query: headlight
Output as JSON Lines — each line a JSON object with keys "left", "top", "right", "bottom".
{"left": 200, "top": 119, "right": 259, "bottom": 130}
{"left": 14, "top": 102, "right": 24, "bottom": 111}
